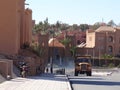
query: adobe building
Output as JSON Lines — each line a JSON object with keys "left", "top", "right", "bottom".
{"left": 57, "top": 30, "right": 86, "bottom": 46}
{"left": 0, "top": 0, "right": 32, "bottom": 55}
{"left": 38, "top": 34, "right": 49, "bottom": 66}
{"left": 24, "top": 8, "right": 32, "bottom": 45}
{"left": 49, "top": 38, "right": 65, "bottom": 64}
{"left": 57, "top": 30, "right": 86, "bottom": 57}
{"left": 0, "top": 59, "right": 13, "bottom": 78}
{"left": 86, "top": 26, "right": 120, "bottom": 57}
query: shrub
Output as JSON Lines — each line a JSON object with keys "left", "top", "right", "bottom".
{"left": 30, "top": 43, "right": 45, "bottom": 57}
{"left": 21, "top": 42, "right": 30, "bottom": 49}
{"left": 108, "top": 63, "right": 115, "bottom": 68}
{"left": 117, "top": 64, "right": 120, "bottom": 68}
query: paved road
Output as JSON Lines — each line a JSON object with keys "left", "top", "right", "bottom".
{"left": 0, "top": 74, "right": 71, "bottom": 90}
{"left": 69, "top": 68, "right": 120, "bottom": 90}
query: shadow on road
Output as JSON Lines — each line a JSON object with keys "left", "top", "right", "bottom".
{"left": 70, "top": 79, "right": 120, "bottom": 86}
{"left": 69, "top": 77, "right": 104, "bottom": 80}
{"left": 26, "top": 73, "right": 67, "bottom": 82}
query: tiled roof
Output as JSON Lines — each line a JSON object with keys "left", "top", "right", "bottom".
{"left": 95, "top": 26, "right": 116, "bottom": 32}
{"left": 77, "top": 42, "right": 86, "bottom": 48}
{"left": 49, "top": 38, "right": 65, "bottom": 47}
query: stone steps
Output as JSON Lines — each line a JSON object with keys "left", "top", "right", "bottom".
{"left": 12, "top": 65, "right": 20, "bottom": 78}
{"left": 0, "top": 74, "right": 6, "bottom": 83}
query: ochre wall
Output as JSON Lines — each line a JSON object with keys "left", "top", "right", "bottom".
{"left": 0, "top": 61, "right": 8, "bottom": 78}
{"left": 86, "top": 31, "right": 95, "bottom": 48}
{"left": 0, "top": 59, "right": 13, "bottom": 78}
{"left": 24, "top": 8, "right": 32, "bottom": 44}
{"left": 0, "top": 0, "right": 20, "bottom": 54}
{"left": 0, "top": 0, "right": 32, "bottom": 55}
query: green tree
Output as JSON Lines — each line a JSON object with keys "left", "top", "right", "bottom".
{"left": 31, "top": 43, "right": 45, "bottom": 57}
{"left": 70, "top": 46, "right": 77, "bottom": 57}
{"left": 60, "top": 23, "right": 69, "bottom": 30}
{"left": 107, "top": 20, "right": 116, "bottom": 26}
{"left": 60, "top": 38, "right": 71, "bottom": 59}
{"left": 60, "top": 38, "right": 71, "bottom": 47}
{"left": 48, "top": 29, "right": 55, "bottom": 38}
{"left": 102, "top": 54, "right": 113, "bottom": 59}
{"left": 33, "top": 18, "right": 51, "bottom": 34}
{"left": 72, "top": 24, "right": 78, "bottom": 30}
{"left": 79, "top": 24, "right": 89, "bottom": 31}
{"left": 33, "top": 22, "right": 43, "bottom": 33}
{"left": 43, "top": 17, "right": 49, "bottom": 31}
{"left": 90, "top": 22, "right": 101, "bottom": 30}
{"left": 56, "top": 21, "right": 61, "bottom": 30}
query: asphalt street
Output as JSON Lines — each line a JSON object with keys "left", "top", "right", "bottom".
{"left": 69, "top": 68, "right": 120, "bottom": 90}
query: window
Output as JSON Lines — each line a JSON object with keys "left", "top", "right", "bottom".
{"left": 108, "top": 46, "right": 113, "bottom": 52}
{"left": 108, "top": 36, "right": 113, "bottom": 42}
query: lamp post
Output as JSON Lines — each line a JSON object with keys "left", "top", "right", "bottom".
{"left": 99, "top": 47, "right": 101, "bottom": 66}
{"left": 92, "top": 48, "right": 95, "bottom": 66}
{"left": 50, "top": 30, "right": 55, "bottom": 73}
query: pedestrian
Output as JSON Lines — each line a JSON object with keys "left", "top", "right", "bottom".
{"left": 21, "top": 70, "right": 26, "bottom": 78}
{"left": 21, "top": 65, "right": 27, "bottom": 78}
{"left": 46, "top": 67, "right": 49, "bottom": 73}
{"left": 50, "top": 67, "right": 53, "bottom": 73}
{"left": 19, "top": 65, "right": 23, "bottom": 76}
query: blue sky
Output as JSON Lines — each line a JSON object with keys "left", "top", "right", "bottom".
{"left": 26, "top": 0, "right": 120, "bottom": 25}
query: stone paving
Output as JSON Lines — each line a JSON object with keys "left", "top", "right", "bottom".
{"left": 0, "top": 74, "right": 72, "bottom": 90}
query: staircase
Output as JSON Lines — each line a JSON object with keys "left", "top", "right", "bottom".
{"left": 12, "top": 65, "right": 20, "bottom": 78}
{"left": 0, "top": 74, "right": 6, "bottom": 83}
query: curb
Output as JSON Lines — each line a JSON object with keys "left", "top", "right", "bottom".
{"left": 65, "top": 75, "right": 72, "bottom": 90}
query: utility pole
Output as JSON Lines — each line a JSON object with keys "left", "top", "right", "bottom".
{"left": 50, "top": 30, "right": 55, "bottom": 73}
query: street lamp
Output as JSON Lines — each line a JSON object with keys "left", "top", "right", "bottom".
{"left": 49, "top": 30, "right": 55, "bottom": 73}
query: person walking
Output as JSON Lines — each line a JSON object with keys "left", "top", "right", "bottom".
{"left": 21, "top": 65, "right": 27, "bottom": 78}
{"left": 46, "top": 67, "right": 49, "bottom": 73}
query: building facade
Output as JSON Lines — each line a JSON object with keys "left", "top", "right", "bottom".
{"left": 0, "top": 0, "right": 32, "bottom": 55}
{"left": 38, "top": 34, "right": 49, "bottom": 66}
{"left": 86, "top": 26, "right": 120, "bottom": 57}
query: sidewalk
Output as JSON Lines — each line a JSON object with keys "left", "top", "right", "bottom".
{"left": 0, "top": 73, "right": 72, "bottom": 90}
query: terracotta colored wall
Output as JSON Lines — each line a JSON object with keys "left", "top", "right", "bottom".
{"left": 105, "top": 32, "right": 115, "bottom": 55}
{"left": 18, "top": 0, "right": 26, "bottom": 46}
{"left": 0, "top": 59, "right": 13, "bottom": 78}
{"left": 0, "top": 0, "right": 21, "bottom": 54}
{"left": 24, "top": 8, "right": 32, "bottom": 44}
{"left": 0, "top": 0, "right": 32, "bottom": 55}
{"left": 0, "top": 61, "right": 7, "bottom": 78}
{"left": 32, "top": 20, "right": 35, "bottom": 28}
{"left": 38, "top": 34, "right": 49, "bottom": 65}
{"left": 86, "top": 28, "right": 120, "bottom": 57}
{"left": 114, "top": 30, "right": 120, "bottom": 55}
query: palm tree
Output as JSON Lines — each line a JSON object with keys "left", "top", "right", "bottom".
{"left": 70, "top": 46, "right": 77, "bottom": 57}
{"left": 60, "top": 38, "right": 71, "bottom": 47}
{"left": 60, "top": 38, "right": 71, "bottom": 59}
